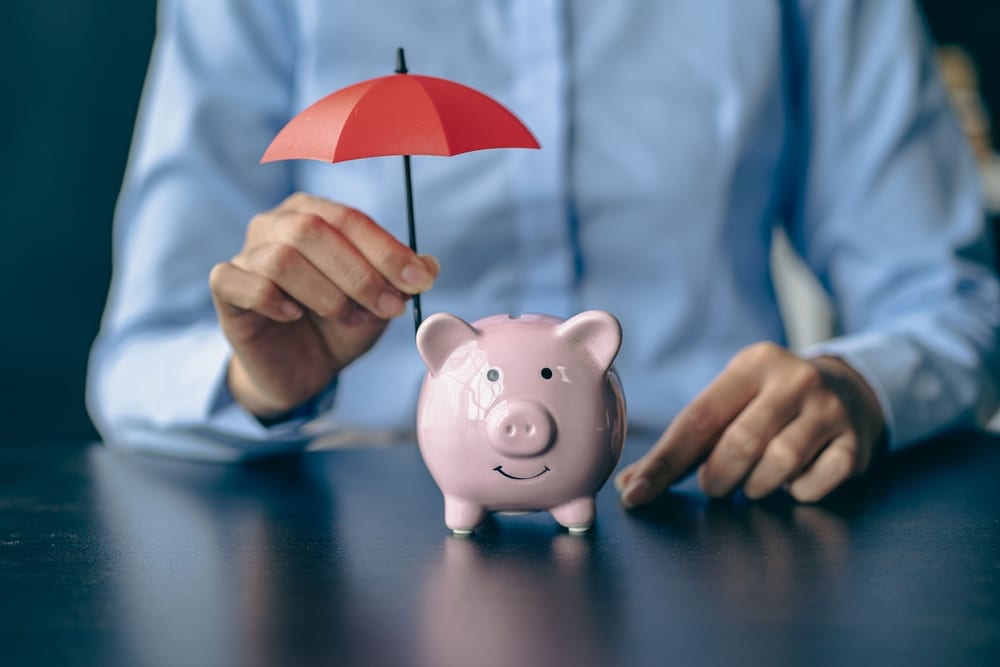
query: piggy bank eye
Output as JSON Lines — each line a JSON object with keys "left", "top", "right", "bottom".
{"left": 486, "top": 368, "right": 501, "bottom": 382}
{"left": 540, "top": 367, "right": 553, "bottom": 380}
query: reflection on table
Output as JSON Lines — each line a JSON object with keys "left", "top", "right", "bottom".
{"left": 0, "top": 434, "right": 996, "bottom": 667}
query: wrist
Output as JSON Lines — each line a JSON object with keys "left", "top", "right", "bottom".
{"left": 227, "top": 358, "right": 302, "bottom": 420}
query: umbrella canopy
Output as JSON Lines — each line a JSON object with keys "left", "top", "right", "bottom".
{"left": 262, "top": 73, "right": 540, "bottom": 163}
{"left": 260, "top": 49, "right": 540, "bottom": 333}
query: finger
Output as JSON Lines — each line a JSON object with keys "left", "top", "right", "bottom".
{"left": 786, "top": 435, "right": 857, "bottom": 502}
{"left": 739, "top": 412, "right": 841, "bottom": 500}
{"left": 619, "top": 434, "right": 725, "bottom": 509}
{"left": 209, "top": 262, "right": 302, "bottom": 322}
{"left": 621, "top": 388, "right": 757, "bottom": 507}
{"left": 264, "top": 211, "right": 408, "bottom": 319}
{"left": 697, "top": 389, "right": 800, "bottom": 498}
{"left": 743, "top": 388, "right": 851, "bottom": 499}
{"left": 615, "top": 433, "right": 702, "bottom": 492}
{"left": 613, "top": 462, "right": 637, "bottom": 492}
{"left": 282, "top": 196, "right": 439, "bottom": 295}
{"left": 235, "top": 243, "right": 353, "bottom": 321}
{"left": 619, "top": 365, "right": 758, "bottom": 507}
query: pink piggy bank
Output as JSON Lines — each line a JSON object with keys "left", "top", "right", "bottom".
{"left": 415, "top": 310, "right": 627, "bottom": 534}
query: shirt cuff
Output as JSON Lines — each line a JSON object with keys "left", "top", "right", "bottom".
{"left": 206, "top": 359, "right": 340, "bottom": 440}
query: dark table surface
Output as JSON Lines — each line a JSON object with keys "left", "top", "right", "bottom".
{"left": 2, "top": 433, "right": 999, "bottom": 667}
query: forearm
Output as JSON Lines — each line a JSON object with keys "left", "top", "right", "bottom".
{"left": 791, "top": 0, "right": 1000, "bottom": 447}
{"left": 87, "top": 322, "right": 337, "bottom": 461}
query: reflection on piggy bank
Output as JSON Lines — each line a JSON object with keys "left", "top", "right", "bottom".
{"left": 415, "top": 310, "right": 626, "bottom": 534}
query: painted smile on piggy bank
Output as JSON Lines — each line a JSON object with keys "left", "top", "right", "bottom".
{"left": 493, "top": 465, "right": 550, "bottom": 480}
{"left": 416, "top": 311, "right": 627, "bottom": 535}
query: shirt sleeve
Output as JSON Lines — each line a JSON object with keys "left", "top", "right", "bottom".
{"left": 86, "top": 0, "right": 334, "bottom": 460}
{"left": 787, "top": 0, "right": 1000, "bottom": 448}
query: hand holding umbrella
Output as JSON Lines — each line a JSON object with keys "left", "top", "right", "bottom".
{"left": 262, "top": 48, "right": 540, "bottom": 333}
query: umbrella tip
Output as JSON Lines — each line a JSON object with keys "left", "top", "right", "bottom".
{"left": 395, "top": 47, "right": 408, "bottom": 74}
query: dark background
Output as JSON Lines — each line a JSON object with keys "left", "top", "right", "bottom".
{"left": 0, "top": 0, "right": 996, "bottom": 446}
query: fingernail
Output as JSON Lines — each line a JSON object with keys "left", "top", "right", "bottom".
{"left": 620, "top": 478, "right": 653, "bottom": 509}
{"left": 419, "top": 254, "right": 441, "bottom": 277}
{"left": 613, "top": 469, "right": 632, "bottom": 492}
{"left": 377, "top": 292, "right": 405, "bottom": 318}
{"left": 280, "top": 302, "right": 302, "bottom": 320}
{"left": 401, "top": 262, "right": 433, "bottom": 290}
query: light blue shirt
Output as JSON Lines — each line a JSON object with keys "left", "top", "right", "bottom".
{"left": 88, "top": 0, "right": 1000, "bottom": 460}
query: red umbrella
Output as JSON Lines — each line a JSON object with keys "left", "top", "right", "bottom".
{"left": 261, "top": 48, "right": 540, "bottom": 331}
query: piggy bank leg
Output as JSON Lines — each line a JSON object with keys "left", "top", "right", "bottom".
{"left": 444, "top": 495, "right": 486, "bottom": 535}
{"left": 550, "top": 497, "right": 596, "bottom": 534}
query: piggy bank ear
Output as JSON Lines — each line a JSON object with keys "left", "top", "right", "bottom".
{"left": 556, "top": 310, "right": 622, "bottom": 371}
{"left": 416, "top": 313, "right": 479, "bottom": 375}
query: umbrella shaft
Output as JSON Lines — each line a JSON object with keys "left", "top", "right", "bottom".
{"left": 403, "top": 154, "right": 422, "bottom": 333}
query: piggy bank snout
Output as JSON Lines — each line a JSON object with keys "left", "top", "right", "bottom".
{"left": 487, "top": 401, "right": 555, "bottom": 457}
